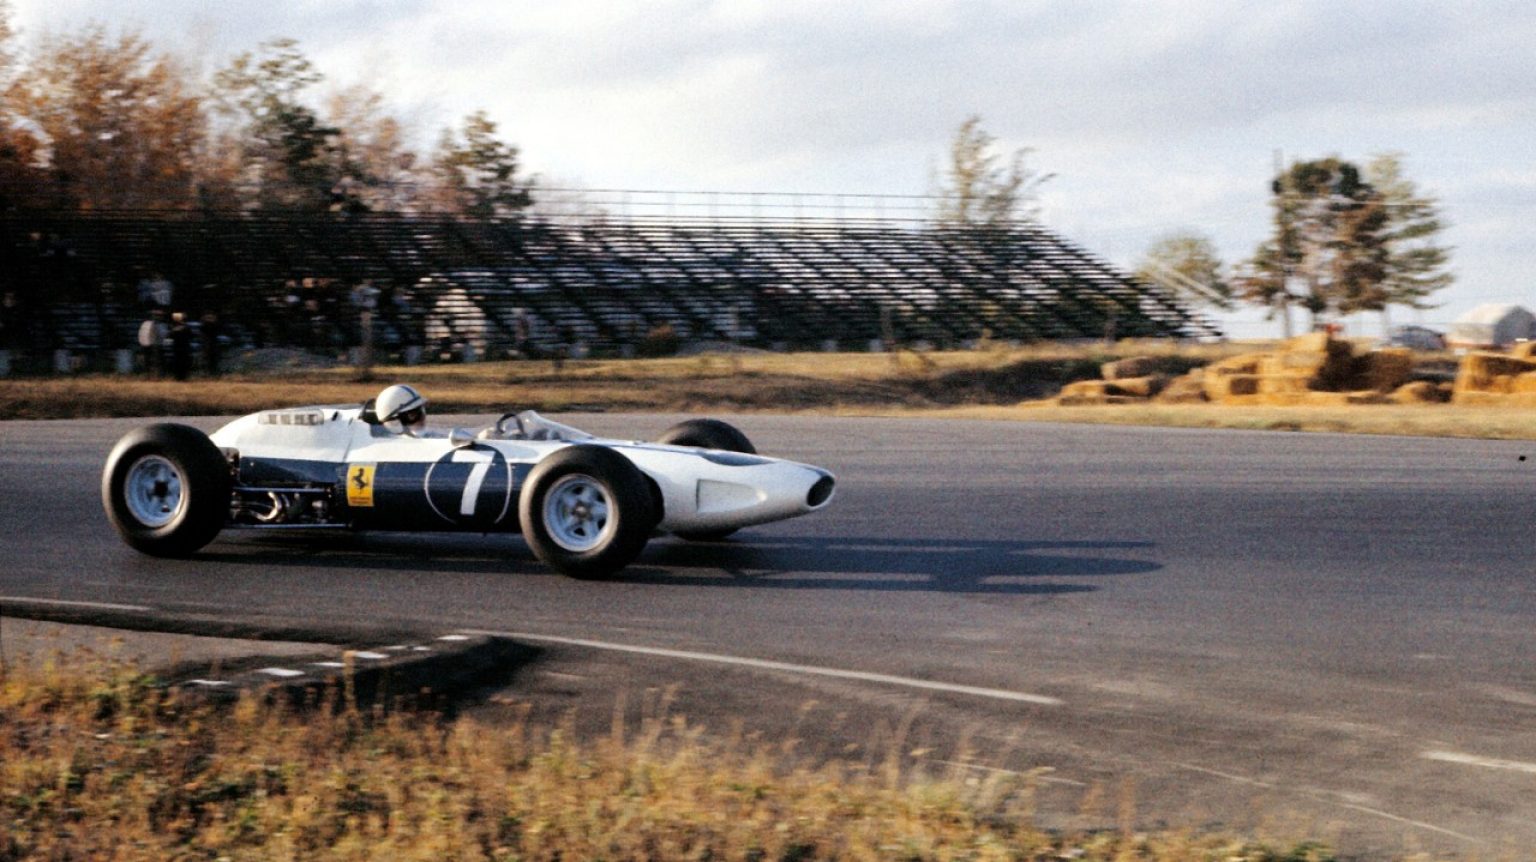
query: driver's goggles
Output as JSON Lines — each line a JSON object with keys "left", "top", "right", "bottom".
{"left": 398, "top": 407, "right": 425, "bottom": 425}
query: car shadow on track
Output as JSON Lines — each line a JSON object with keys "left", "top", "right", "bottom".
{"left": 205, "top": 533, "right": 1159, "bottom": 595}
{"left": 632, "top": 535, "right": 1158, "bottom": 593}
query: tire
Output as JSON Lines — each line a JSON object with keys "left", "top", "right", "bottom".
{"left": 101, "top": 423, "right": 231, "bottom": 557}
{"left": 655, "top": 419, "right": 755, "bottom": 540}
{"left": 518, "top": 445, "right": 656, "bottom": 578}
{"left": 655, "top": 418, "right": 756, "bottom": 455}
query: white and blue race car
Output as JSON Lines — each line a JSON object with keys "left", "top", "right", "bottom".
{"left": 101, "top": 404, "right": 835, "bottom": 578}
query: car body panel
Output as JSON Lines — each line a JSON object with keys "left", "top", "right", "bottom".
{"left": 206, "top": 407, "right": 834, "bottom": 536}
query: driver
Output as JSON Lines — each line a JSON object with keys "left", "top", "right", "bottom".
{"left": 375, "top": 384, "right": 429, "bottom": 437}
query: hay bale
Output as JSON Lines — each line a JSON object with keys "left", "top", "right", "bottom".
{"left": 1512, "top": 372, "right": 1536, "bottom": 394}
{"left": 1259, "top": 352, "right": 1328, "bottom": 376}
{"left": 1204, "top": 374, "right": 1260, "bottom": 401}
{"left": 1107, "top": 375, "right": 1167, "bottom": 398}
{"left": 1362, "top": 348, "right": 1414, "bottom": 391}
{"left": 1257, "top": 373, "right": 1313, "bottom": 395}
{"left": 1155, "top": 374, "right": 1209, "bottom": 404}
{"left": 1100, "top": 356, "right": 1161, "bottom": 381}
{"left": 1285, "top": 332, "right": 1333, "bottom": 354}
{"left": 1060, "top": 380, "right": 1114, "bottom": 399}
{"left": 1452, "top": 352, "right": 1536, "bottom": 398}
{"left": 1344, "top": 390, "right": 1390, "bottom": 405}
{"left": 1511, "top": 342, "right": 1536, "bottom": 360}
{"left": 1390, "top": 381, "right": 1449, "bottom": 404}
{"left": 1285, "top": 332, "right": 1356, "bottom": 358}
{"left": 1207, "top": 354, "right": 1263, "bottom": 376}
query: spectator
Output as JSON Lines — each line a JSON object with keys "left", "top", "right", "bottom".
{"left": 0, "top": 291, "right": 22, "bottom": 374}
{"left": 167, "top": 312, "right": 193, "bottom": 381}
{"left": 136, "top": 271, "right": 173, "bottom": 309}
{"left": 512, "top": 308, "right": 531, "bottom": 358}
{"left": 200, "top": 311, "right": 224, "bottom": 376}
{"left": 138, "top": 309, "right": 167, "bottom": 376}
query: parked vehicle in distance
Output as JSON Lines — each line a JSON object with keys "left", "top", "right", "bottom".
{"left": 1380, "top": 325, "right": 1446, "bottom": 352}
{"left": 102, "top": 400, "right": 835, "bottom": 578}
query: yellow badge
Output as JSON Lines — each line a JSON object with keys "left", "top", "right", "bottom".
{"left": 346, "top": 464, "right": 376, "bottom": 508}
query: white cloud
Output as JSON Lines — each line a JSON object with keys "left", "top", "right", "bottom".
{"left": 8, "top": 0, "right": 1535, "bottom": 327}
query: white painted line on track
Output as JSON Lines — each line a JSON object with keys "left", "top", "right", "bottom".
{"left": 1423, "top": 750, "right": 1536, "bottom": 775}
{"left": 1172, "top": 761, "right": 1481, "bottom": 844}
{"left": 468, "top": 630, "right": 1062, "bottom": 706}
{"left": 0, "top": 596, "right": 153, "bottom": 613}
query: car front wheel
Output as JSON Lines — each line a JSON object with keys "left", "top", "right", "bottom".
{"left": 518, "top": 445, "right": 656, "bottom": 578}
{"left": 101, "top": 423, "right": 230, "bottom": 557}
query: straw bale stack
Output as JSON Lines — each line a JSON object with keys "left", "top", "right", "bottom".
{"left": 1101, "top": 356, "right": 1162, "bottom": 381}
{"left": 1155, "top": 370, "right": 1208, "bottom": 404}
{"left": 1108, "top": 375, "right": 1168, "bottom": 398}
{"left": 1390, "top": 381, "right": 1450, "bottom": 404}
{"left": 1057, "top": 379, "right": 1137, "bottom": 405}
{"left": 1360, "top": 348, "right": 1414, "bottom": 391}
{"left": 1512, "top": 372, "right": 1536, "bottom": 394}
{"left": 1045, "top": 333, "right": 1439, "bottom": 408}
{"left": 1451, "top": 352, "right": 1536, "bottom": 401}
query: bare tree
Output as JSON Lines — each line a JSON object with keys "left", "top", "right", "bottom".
{"left": 932, "top": 114, "right": 1052, "bottom": 226}
{"left": 1135, "top": 231, "right": 1233, "bottom": 310}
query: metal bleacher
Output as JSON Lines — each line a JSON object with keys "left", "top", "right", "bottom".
{"left": 0, "top": 211, "right": 1218, "bottom": 361}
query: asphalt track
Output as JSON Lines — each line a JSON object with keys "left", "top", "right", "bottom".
{"left": 3, "top": 413, "right": 1535, "bottom": 858}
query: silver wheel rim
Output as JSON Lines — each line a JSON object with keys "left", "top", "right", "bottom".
{"left": 123, "top": 455, "right": 186, "bottom": 529}
{"left": 543, "top": 473, "right": 614, "bottom": 553}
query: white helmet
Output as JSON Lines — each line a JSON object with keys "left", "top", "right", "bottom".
{"left": 376, "top": 384, "right": 428, "bottom": 436}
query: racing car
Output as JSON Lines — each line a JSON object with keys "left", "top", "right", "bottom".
{"left": 101, "top": 402, "right": 835, "bottom": 578}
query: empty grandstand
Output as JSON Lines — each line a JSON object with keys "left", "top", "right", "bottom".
{"left": 0, "top": 211, "right": 1218, "bottom": 368}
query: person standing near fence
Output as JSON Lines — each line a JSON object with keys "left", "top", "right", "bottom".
{"left": 0, "top": 291, "right": 21, "bottom": 376}
{"left": 138, "top": 309, "right": 166, "bottom": 377}
{"left": 200, "top": 311, "right": 223, "bottom": 376}
{"left": 168, "top": 312, "right": 193, "bottom": 381}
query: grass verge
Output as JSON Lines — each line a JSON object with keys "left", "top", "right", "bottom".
{"left": 0, "top": 651, "right": 1344, "bottom": 862}
{"left": 6, "top": 344, "right": 1536, "bottom": 442}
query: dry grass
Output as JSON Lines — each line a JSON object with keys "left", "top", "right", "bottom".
{"left": 0, "top": 342, "right": 1264, "bottom": 420}
{"left": 0, "top": 651, "right": 1346, "bottom": 862}
{"left": 924, "top": 402, "right": 1536, "bottom": 441}
{"left": 10, "top": 342, "right": 1536, "bottom": 442}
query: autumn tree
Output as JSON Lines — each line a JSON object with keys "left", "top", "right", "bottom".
{"left": 1234, "top": 158, "right": 1388, "bottom": 334}
{"left": 423, "top": 110, "right": 533, "bottom": 217}
{"left": 1134, "top": 231, "right": 1233, "bottom": 310}
{"left": 1236, "top": 155, "right": 1451, "bottom": 334}
{"left": 932, "top": 115, "right": 1052, "bottom": 227}
{"left": 14, "top": 26, "right": 205, "bottom": 210}
{"left": 0, "top": 0, "right": 45, "bottom": 209}
{"left": 211, "top": 39, "right": 363, "bottom": 212}
{"left": 323, "top": 84, "right": 419, "bottom": 212}
{"left": 1365, "top": 152, "right": 1454, "bottom": 323}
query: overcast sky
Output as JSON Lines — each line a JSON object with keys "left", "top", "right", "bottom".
{"left": 11, "top": 1, "right": 1534, "bottom": 336}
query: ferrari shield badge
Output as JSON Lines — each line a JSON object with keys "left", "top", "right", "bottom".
{"left": 346, "top": 464, "right": 376, "bottom": 507}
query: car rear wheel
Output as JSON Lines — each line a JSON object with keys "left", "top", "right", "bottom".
{"left": 655, "top": 418, "right": 756, "bottom": 541}
{"left": 519, "top": 445, "right": 656, "bottom": 578}
{"left": 102, "top": 423, "right": 230, "bottom": 557}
